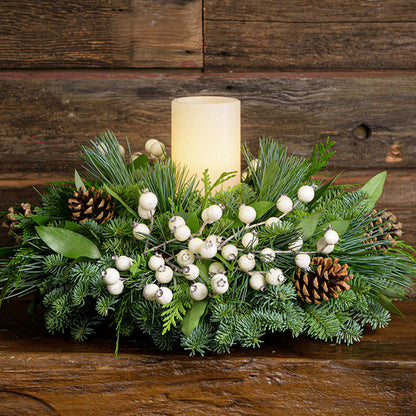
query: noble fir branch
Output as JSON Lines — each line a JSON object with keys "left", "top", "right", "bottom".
{"left": 70, "top": 315, "right": 104, "bottom": 342}
{"left": 35, "top": 183, "right": 74, "bottom": 220}
{"left": 336, "top": 318, "right": 363, "bottom": 345}
{"left": 303, "top": 304, "right": 341, "bottom": 341}
{"left": 180, "top": 322, "right": 216, "bottom": 356}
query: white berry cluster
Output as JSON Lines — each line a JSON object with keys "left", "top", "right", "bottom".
{"left": 103, "top": 181, "right": 342, "bottom": 307}
{"left": 101, "top": 255, "right": 133, "bottom": 295}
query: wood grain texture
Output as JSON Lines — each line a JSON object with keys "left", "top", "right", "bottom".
{"left": 204, "top": 20, "right": 416, "bottom": 70}
{"left": 0, "top": 0, "right": 202, "bottom": 69}
{"left": 1, "top": 72, "right": 416, "bottom": 175}
{"left": 0, "top": 298, "right": 415, "bottom": 415}
{"left": 205, "top": 0, "right": 416, "bottom": 22}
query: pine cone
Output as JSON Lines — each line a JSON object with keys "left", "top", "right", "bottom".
{"left": 364, "top": 209, "right": 403, "bottom": 252}
{"left": 294, "top": 257, "right": 353, "bottom": 305}
{"left": 2, "top": 203, "right": 32, "bottom": 235}
{"left": 68, "top": 187, "right": 115, "bottom": 224}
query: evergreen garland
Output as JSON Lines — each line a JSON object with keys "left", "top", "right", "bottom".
{"left": 0, "top": 132, "right": 414, "bottom": 356}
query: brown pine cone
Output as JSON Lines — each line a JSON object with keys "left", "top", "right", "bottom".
{"left": 364, "top": 209, "right": 403, "bottom": 252}
{"left": 68, "top": 187, "right": 115, "bottom": 224}
{"left": 294, "top": 257, "right": 353, "bottom": 305}
{"left": 2, "top": 203, "right": 32, "bottom": 235}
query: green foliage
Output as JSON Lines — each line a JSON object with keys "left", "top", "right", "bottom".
{"left": 80, "top": 131, "right": 136, "bottom": 186}
{"left": 1, "top": 134, "right": 414, "bottom": 356}
{"left": 307, "top": 137, "right": 336, "bottom": 177}
{"left": 160, "top": 282, "right": 193, "bottom": 334}
{"left": 138, "top": 158, "right": 200, "bottom": 213}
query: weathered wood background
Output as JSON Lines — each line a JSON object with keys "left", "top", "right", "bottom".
{"left": 0, "top": 1, "right": 415, "bottom": 415}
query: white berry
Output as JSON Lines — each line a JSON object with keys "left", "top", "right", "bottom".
{"left": 288, "top": 237, "right": 303, "bottom": 251}
{"left": 168, "top": 215, "right": 186, "bottom": 231}
{"left": 145, "top": 139, "right": 159, "bottom": 154}
{"left": 155, "top": 287, "right": 173, "bottom": 305}
{"left": 208, "top": 261, "right": 226, "bottom": 274}
{"left": 148, "top": 254, "right": 165, "bottom": 271}
{"left": 155, "top": 265, "right": 174, "bottom": 284}
{"left": 176, "top": 249, "right": 195, "bottom": 267}
{"left": 143, "top": 283, "right": 159, "bottom": 301}
{"left": 221, "top": 244, "right": 238, "bottom": 261}
{"left": 241, "top": 232, "right": 259, "bottom": 249}
{"left": 276, "top": 195, "right": 293, "bottom": 213}
{"left": 249, "top": 272, "right": 266, "bottom": 290}
{"left": 199, "top": 240, "right": 218, "bottom": 259}
{"left": 317, "top": 237, "right": 335, "bottom": 254}
{"left": 297, "top": 185, "right": 315, "bottom": 203}
{"left": 238, "top": 253, "right": 256, "bottom": 272}
{"left": 189, "top": 282, "right": 208, "bottom": 301}
{"left": 324, "top": 229, "right": 339, "bottom": 245}
{"left": 211, "top": 274, "right": 229, "bottom": 294}
{"left": 202, "top": 204, "right": 223, "bottom": 224}
{"left": 265, "top": 268, "right": 286, "bottom": 286}
{"left": 188, "top": 237, "right": 204, "bottom": 254}
{"left": 295, "top": 253, "right": 311, "bottom": 269}
{"left": 174, "top": 224, "right": 191, "bottom": 242}
{"left": 150, "top": 141, "right": 165, "bottom": 158}
{"left": 265, "top": 217, "right": 282, "bottom": 230}
{"left": 139, "top": 189, "right": 158, "bottom": 210}
{"left": 107, "top": 280, "right": 124, "bottom": 295}
{"left": 102, "top": 268, "right": 120, "bottom": 285}
{"left": 114, "top": 255, "right": 133, "bottom": 271}
{"left": 183, "top": 264, "right": 200, "bottom": 280}
{"left": 238, "top": 205, "right": 257, "bottom": 224}
{"left": 132, "top": 222, "right": 150, "bottom": 240}
{"left": 205, "top": 234, "right": 222, "bottom": 247}
{"left": 138, "top": 206, "right": 155, "bottom": 220}
{"left": 260, "top": 248, "right": 275, "bottom": 263}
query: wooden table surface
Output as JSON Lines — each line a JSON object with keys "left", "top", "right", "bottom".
{"left": 0, "top": 297, "right": 415, "bottom": 416}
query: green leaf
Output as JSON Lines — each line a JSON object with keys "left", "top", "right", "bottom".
{"left": 181, "top": 299, "right": 209, "bottom": 337}
{"left": 0, "top": 247, "right": 15, "bottom": 258}
{"left": 371, "top": 291, "right": 404, "bottom": 316}
{"left": 64, "top": 221, "right": 83, "bottom": 233}
{"left": 131, "top": 154, "right": 149, "bottom": 170}
{"left": 102, "top": 184, "right": 137, "bottom": 217}
{"left": 297, "top": 211, "right": 322, "bottom": 241}
{"left": 30, "top": 215, "right": 50, "bottom": 226}
{"left": 215, "top": 253, "right": 233, "bottom": 271}
{"left": 74, "top": 169, "right": 85, "bottom": 190}
{"left": 196, "top": 260, "right": 209, "bottom": 279}
{"left": 186, "top": 212, "right": 200, "bottom": 234}
{"left": 36, "top": 226, "right": 101, "bottom": 259}
{"left": 360, "top": 171, "right": 387, "bottom": 210}
{"left": 321, "top": 219, "right": 351, "bottom": 236}
{"left": 251, "top": 200, "right": 275, "bottom": 220}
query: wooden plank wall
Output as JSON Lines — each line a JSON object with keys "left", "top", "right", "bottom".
{"left": 0, "top": 0, "right": 415, "bottom": 250}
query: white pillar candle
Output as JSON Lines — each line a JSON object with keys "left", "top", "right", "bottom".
{"left": 171, "top": 96, "right": 241, "bottom": 190}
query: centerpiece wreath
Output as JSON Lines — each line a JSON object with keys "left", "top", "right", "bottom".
{"left": 1, "top": 132, "right": 414, "bottom": 356}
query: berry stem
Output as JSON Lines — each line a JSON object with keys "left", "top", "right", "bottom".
{"left": 148, "top": 237, "right": 177, "bottom": 253}
{"left": 218, "top": 200, "right": 300, "bottom": 249}
{"left": 164, "top": 259, "right": 182, "bottom": 272}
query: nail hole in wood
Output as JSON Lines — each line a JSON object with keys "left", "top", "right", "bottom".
{"left": 353, "top": 124, "right": 371, "bottom": 140}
